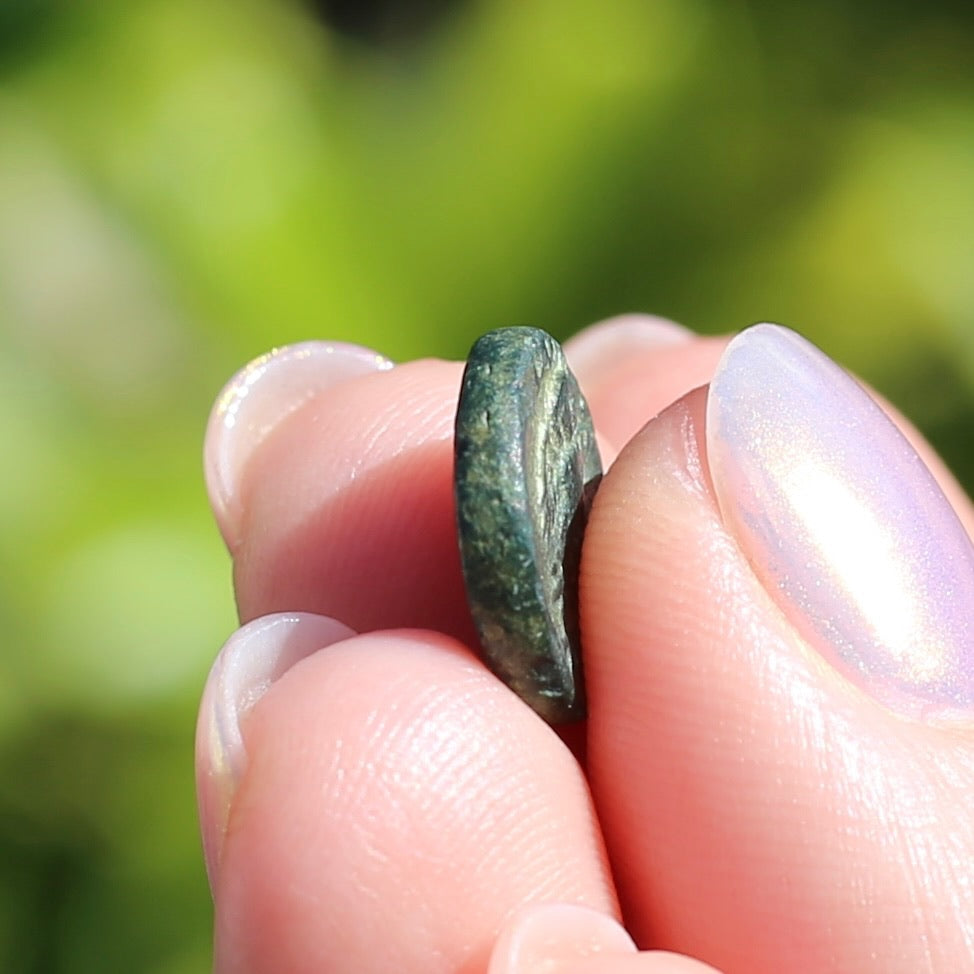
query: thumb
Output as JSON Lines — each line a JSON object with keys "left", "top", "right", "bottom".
{"left": 582, "top": 324, "right": 974, "bottom": 973}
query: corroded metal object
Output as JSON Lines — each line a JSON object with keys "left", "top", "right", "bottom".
{"left": 454, "top": 327, "right": 602, "bottom": 724}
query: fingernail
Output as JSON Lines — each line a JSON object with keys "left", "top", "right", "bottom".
{"left": 564, "top": 314, "right": 693, "bottom": 382}
{"left": 195, "top": 612, "right": 355, "bottom": 890}
{"left": 204, "top": 341, "right": 393, "bottom": 547}
{"left": 706, "top": 324, "right": 974, "bottom": 719}
{"left": 488, "top": 905, "right": 636, "bottom": 974}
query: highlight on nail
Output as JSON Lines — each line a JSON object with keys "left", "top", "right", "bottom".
{"left": 706, "top": 324, "right": 974, "bottom": 719}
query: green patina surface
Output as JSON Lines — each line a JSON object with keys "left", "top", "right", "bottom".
{"left": 454, "top": 327, "right": 602, "bottom": 724}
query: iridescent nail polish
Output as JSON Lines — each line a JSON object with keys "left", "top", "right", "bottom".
{"left": 706, "top": 324, "right": 974, "bottom": 718}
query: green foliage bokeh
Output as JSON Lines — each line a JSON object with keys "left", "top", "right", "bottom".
{"left": 1, "top": 0, "right": 973, "bottom": 969}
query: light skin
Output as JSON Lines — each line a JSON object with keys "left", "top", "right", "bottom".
{"left": 197, "top": 316, "right": 974, "bottom": 973}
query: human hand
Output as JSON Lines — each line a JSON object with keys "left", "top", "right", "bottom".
{"left": 196, "top": 316, "right": 974, "bottom": 973}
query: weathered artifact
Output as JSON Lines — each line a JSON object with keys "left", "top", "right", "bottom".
{"left": 454, "top": 327, "right": 602, "bottom": 724}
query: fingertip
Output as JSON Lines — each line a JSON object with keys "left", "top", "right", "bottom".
{"left": 564, "top": 321, "right": 728, "bottom": 457}
{"left": 706, "top": 324, "right": 974, "bottom": 719}
{"left": 581, "top": 343, "right": 974, "bottom": 970}
{"left": 230, "top": 358, "right": 477, "bottom": 641}
{"left": 489, "top": 904, "right": 634, "bottom": 974}
{"left": 214, "top": 629, "right": 615, "bottom": 973}
{"left": 204, "top": 341, "right": 393, "bottom": 549}
{"left": 564, "top": 314, "right": 694, "bottom": 379}
{"left": 196, "top": 612, "right": 356, "bottom": 891}
{"left": 489, "top": 904, "right": 723, "bottom": 974}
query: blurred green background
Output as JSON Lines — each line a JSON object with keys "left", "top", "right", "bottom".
{"left": 2, "top": 0, "right": 973, "bottom": 969}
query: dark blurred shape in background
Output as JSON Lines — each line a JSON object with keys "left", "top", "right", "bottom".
{"left": 307, "top": 0, "right": 462, "bottom": 46}
{"left": 1, "top": 1, "right": 972, "bottom": 970}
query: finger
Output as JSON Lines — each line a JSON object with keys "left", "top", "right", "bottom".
{"left": 198, "top": 618, "right": 616, "bottom": 974}
{"left": 226, "top": 356, "right": 474, "bottom": 638}
{"left": 582, "top": 325, "right": 974, "bottom": 972}
{"left": 206, "top": 327, "right": 729, "bottom": 640}
{"left": 205, "top": 322, "right": 973, "bottom": 688}
{"left": 489, "top": 905, "right": 723, "bottom": 974}
{"left": 566, "top": 316, "right": 974, "bottom": 530}
{"left": 205, "top": 340, "right": 394, "bottom": 549}
{"left": 564, "top": 314, "right": 726, "bottom": 464}
{"left": 195, "top": 612, "right": 356, "bottom": 881}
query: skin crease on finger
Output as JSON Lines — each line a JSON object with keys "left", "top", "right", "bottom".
{"left": 581, "top": 384, "right": 974, "bottom": 973}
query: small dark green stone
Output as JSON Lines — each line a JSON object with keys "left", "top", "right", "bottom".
{"left": 454, "top": 327, "right": 602, "bottom": 724}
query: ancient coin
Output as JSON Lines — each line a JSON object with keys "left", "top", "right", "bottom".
{"left": 454, "top": 327, "right": 602, "bottom": 724}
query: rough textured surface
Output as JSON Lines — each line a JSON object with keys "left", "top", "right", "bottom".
{"left": 454, "top": 327, "right": 602, "bottom": 723}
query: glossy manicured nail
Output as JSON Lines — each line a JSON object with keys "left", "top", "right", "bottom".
{"left": 707, "top": 324, "right": 974, "bottom": 719}
{"left": 564, "top": 314, "right": 693, "bottom": 382}
{"left": 195, "top": 612, "right": 355, "bottom": 890}
{"left": 488, "top": 904, "right": 636, "bottom": 974}
{"left": 204, "top": 341, "right": 393, "bottom": 546}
